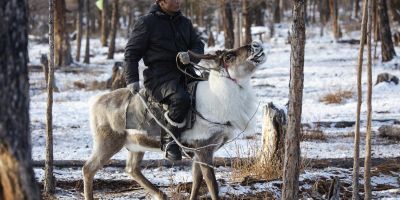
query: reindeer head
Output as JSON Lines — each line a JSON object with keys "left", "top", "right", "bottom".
{"left": 190, "top": 41, "right": 266, "bottom": 83}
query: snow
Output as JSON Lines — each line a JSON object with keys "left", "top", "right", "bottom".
{"left": 28, "top": 23, "right": 400, "bottom": 198}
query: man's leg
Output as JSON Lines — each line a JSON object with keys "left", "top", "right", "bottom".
{"left": 162, "top": 84, "right": 191, "bottom": 161}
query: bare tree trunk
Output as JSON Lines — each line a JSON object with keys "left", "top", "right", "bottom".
{"left": 84, "top": 0, "right": 91, "bottom": 64}
{"left": 44, "top": 0, "right": 56, "bottom": 194}
{"left": 76, "top": 0, "right": 83, "bottom": 61}
{"left": 273, "top": 0, "right": 281, "bottom": 23}
{"left": 378, "top": 0, "right": 396, "bottom": 62}
{"left": 329, "top": 0, "right": 341, "bottom": 40}
{"left": 220, "top": 0, "right": 234, "bottom": 49}
{"left": 387, "top": 0, "right": 400, "bottom": 23}
{"left": 254, "top": 1, "right": 265, "bottom": 26}
{"left": 364, "top": 0, "right": 373, "bottom": 199}
{"left": 282, "top": 1, "right": 306, "bottom": 199}
{"left": 353, "top": 0, "right": 360, "bottom": 19}
{"left": 373, "top": 0, "right": 379, "bottom": 42}
{"left": 242, "top": 0, "right": 252, "bottom": 45}
{"left": 353, "top": 0, "right": 369, "bottom": 199}
{"left": 233, "top": 3, "right": 241, "bottom": 48}
{"left": 100, "top": 0, "right": 109, "bottom": 47}
{"left": 0, "top": 0, "right": 40, "bottom": 199}
{"left": 54, "top": 0, "right": 72, "bottom": 67}
{"left": 108, "top": 0, "right": 119, "bottom": 59}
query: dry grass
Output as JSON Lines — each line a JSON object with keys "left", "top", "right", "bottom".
{"left": 320, "top": 89, "right": 353, "bottom": 104}
{"left": 302, "top": 129, "right": 327, "bottom": 141}
{"left": 230, "top": 141, "right": 282, "bottom": 182}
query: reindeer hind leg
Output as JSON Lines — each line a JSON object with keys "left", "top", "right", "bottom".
{"left": 82, "top": 125, "right": 125, "bottom": 200}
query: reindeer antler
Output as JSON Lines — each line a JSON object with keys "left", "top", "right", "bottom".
{"left": 188, "top": 50, "right": 218, "bottom": 60}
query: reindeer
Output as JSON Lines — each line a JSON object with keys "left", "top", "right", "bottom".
{"left": 82, "top": 41, "right": 266, "bottom": 200}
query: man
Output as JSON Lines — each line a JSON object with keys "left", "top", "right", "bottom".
{"left": 124, "top": 0, "right": 204, "bottom": 161}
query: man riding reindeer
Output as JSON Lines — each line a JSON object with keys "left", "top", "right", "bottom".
{"left": 124, "top": 0, "right": 204, "bottom": 161}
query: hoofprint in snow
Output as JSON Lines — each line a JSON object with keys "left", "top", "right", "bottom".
{"left": 29, "top": 24, "right": 400, "bottom": 198}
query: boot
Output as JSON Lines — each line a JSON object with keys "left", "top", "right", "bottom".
{"left": 161, "top": 112, "right": 186, "bottom": 161}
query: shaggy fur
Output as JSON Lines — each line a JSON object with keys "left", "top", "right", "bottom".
{"left": 83, "top": 41, "right": 266, "bottom": 200}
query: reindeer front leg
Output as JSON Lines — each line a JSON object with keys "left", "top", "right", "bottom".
{"left": 196, "top": 151, "right": 219, "bottom": 200}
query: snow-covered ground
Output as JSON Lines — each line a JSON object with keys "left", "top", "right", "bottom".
{"left": 29, "top": 23, "right": 400, "bottom": 198}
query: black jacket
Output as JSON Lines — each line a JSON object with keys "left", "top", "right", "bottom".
{"left": 124, "top": 4, "right": 204, "bottom": 88}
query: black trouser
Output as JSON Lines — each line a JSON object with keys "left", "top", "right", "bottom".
{"left": 146, "top": 78, "right": 190, "bottom": 123}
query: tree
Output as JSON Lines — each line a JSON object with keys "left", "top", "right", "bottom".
{"left": 0, "top": 0, "right": 40, "bottom": 199}
{"left": 84, "top": 0, "right": 91, "bottom": 64}
{"left": 242, "top": 0, "right": 252, "bottom": 45}
{"left": 353, "top": 0, "right": 360, "bottom": 19}
{"left": 100, "top": 0, "right": 109, "bottom": 47}
{"left": 44, "top": 0, "right": 56, "bottom": 195}
{"left": 364, "top": 0, "right": 373, "bottom": 199}
{"left": 220, "top": 0, "right": 234, "bottom": 49}
{"left": 54, "top": 0, "right": 73, "bottom": 67}
{"left": 378, "top": 0, "right": 396, "bottom": 62}
{"left": 353, "top": 0, "right": 369, "bottom": 199}
{"left": 108, "top": 0, "right": 119, "bottom": 59}
{"left": 282, "top": 0, "right": 305, "bottom": 199}
{"left": 76, "top": 0, "right": 83, "bottom": 61}
{"left": 329, "top": 0, "right": 341, "bottom": 40}
{"left": 273, "top": 0, "right": 281, "bottom": 23}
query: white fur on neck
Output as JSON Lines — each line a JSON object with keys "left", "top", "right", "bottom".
{"left": 182, "top": 70, "right": 257, "bottom": 142}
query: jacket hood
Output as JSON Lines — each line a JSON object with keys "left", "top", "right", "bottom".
{"left": 149, "top": 3, "right": 182, "bottom": 19}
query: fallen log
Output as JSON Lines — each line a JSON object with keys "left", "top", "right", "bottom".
{"left": 33, "top": 156, "right": 400, "bottom": 169}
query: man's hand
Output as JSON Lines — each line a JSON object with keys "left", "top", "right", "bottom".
{"left": 177, "top": 52, "right": 190, "bottom": 65}
{"left": 127, "top": 82, "right": 140, "bottom": 94}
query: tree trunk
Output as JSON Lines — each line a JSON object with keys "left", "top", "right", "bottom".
{"left": 329, "top": 0, "right": 341, "bottom": 40}
{"left": 84, "top": 0, "right": 91, "bottom": 64}
{"left": 373, "top": 0, "right": 379, "bottom": 42}
{"left": 107, "top": 0, "right": 119, "bottom": 59}
{"left": 44, "top": 0, "right": 56, "bottom": 194}
{"left": 242, "top": 0, "right": 252, "bottom": 45}
{"left": 233, "top": 4, "right": 241, "bottom": 48}
{"left": 364, "top": 0, "right": 373, "bottom": 199}
{"left": 282, "top": 1, "right": 305, "bottom": 199}
{"left": 54, "top": 0, "right": 73, "bottom": 67}
{"left": 273, "top": 0, "right": 281, "bottom": 23}
{"left": 220, "top": 0, "right": 234, "bottom": 49}
{"left": 253, "top": 1, "right": 265, "bottom": 26}
{"left": 75, "top": 0, "right": 83, "bottom": 61}
{"left": 0, "top": 1, "right": 40, "bottom": 199}
{"left": 378, "top": 0, "right": 396, "bottom": 62}
{"left": 100, "top": 0, "right": 109, "bottom": 47}
{"left": 260, "top": 103, "right": 286, "bottom": 167}
{"left": 387, "top": 0, "right": 400, "bottom": 23}
{"left": 353, "top": 0, "right": 360, "bottom": 19}
{"left": 353, "top": 0, "right": 369, "bottom": 199}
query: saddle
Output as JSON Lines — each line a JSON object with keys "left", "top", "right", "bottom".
{"left": 127, "top": 81, "right": 198, "bottom": 130}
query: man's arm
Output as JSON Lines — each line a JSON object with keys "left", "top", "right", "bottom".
{"left": 124, "top": 17, "right": 149, "bottom": 85}
{"left": 188, "top": 21, "right": 204, "bottom": 64}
